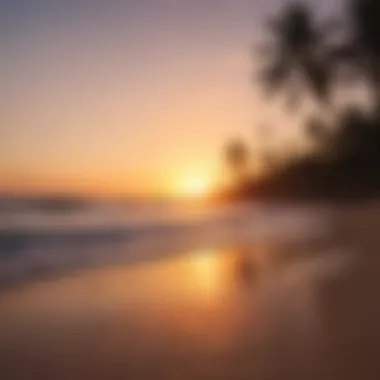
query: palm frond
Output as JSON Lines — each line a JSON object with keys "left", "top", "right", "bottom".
{"left": 260, "top": 58, "right": 290, "bottom": 95}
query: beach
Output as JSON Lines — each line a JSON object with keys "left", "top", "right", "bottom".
{"left": 4, "top": 0, "right": 380, "bottom": 377}
{"left": 1, "top": 201, "right": 380, "bottom": 379}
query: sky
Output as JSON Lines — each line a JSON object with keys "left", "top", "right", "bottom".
{"left": 0, "top": 0, "right": 340, "bottom": 197}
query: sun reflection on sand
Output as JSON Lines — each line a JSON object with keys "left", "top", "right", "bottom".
{"left": 0, "top": 242, "right": 361, "bottom": 380}
{"left": 0, "top": 246, "right": 274, "bottom": 378}
{"left": 189, "top": 249, "right": 227, "bottom": 298}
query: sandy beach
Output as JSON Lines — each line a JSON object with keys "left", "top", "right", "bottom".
{"left": 4, "top": 0, "right": 380, "bottom": 377}
{"left": 0, "top": 202, "right": 380, "bottom": 380}
{"left": 1, "top": 203, "right": 380, "bottom": 380}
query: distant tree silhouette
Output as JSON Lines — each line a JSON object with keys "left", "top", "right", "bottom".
{"left": 260, "top": 0, "right": 380, "bottom": 112}
{"left": 339, "top": 0, "right": 380, "bottom": 108}
{"left": 258, "top": 0, "right": 380, "bottom": 168}
{"left": 305, "top": 116, "right": 330, "bottom": 151}
{"left": 259, "top": 2, "right": 333, "bottom": 109}
{"left": 220, "top": 0, "right": 380, "bottom": 202}
{"left": 330, "top": 108, "right": 380, "bottom": 163}
{"left": 224, "top": 140, "right": 250, "bottom": 185}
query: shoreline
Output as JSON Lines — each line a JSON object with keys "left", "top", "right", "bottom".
{"left": 1, "top": 201, "right": 380, "bottom": 379}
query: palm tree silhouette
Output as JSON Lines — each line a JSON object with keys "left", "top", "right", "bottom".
{"left": 340, "top": 0, "right": 380, "bottom": 108}
{"left": 259, "top": 2, "right": 333, "bottom": 109}
{"left": 224, "top": 140, "right": 250, "bottom": 185}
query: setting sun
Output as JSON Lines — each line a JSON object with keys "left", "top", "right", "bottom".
{"left": 177, "top": 175, "right": 212, "bottom": 198}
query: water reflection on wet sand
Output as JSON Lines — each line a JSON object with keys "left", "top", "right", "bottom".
{"left": 1, "top": 243, "right": 380, "bottom": 379}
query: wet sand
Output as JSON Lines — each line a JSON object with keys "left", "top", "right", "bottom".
{"left": 1, "top": 204, "right": 380, "bottom": 379}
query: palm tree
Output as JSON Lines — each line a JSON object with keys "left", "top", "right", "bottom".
{"left": 224, "top": 140, "right": 250, "bottom": 185}
{"left": 259, "top": 2, "right": 333, "bottom": 109}
{"left": 306, "top": 116, "right": 329, "bottom": 144}
{"left": 340, "top": 0, "right": 380, "bottom": 108}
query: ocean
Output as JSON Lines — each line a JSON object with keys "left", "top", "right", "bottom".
{"left": 0, "top": 197, "right": 332, "bottom": 286}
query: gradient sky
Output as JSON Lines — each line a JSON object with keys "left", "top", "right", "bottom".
{"left": 1, "top": 0, "right": 340, "bottom": 196}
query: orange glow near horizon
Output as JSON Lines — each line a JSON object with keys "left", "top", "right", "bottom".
{"left": 0, "top": 169, "right": 218, "bottom": 199}
{"left": 1, "top": 1, "right": 311, "bottom": 200}
{"left": 174, "top": 174, "right": 213, "bottom": 199}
